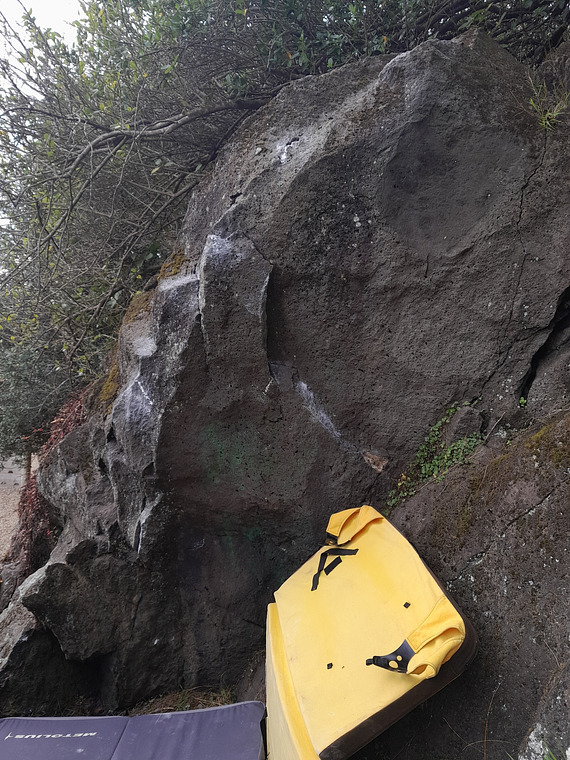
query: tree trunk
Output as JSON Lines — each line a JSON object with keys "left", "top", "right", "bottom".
{"left": 23, "top": 445, "right": 32, "bottom": 484}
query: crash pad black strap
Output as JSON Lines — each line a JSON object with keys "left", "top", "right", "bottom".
{"left": 311, "top": 548, "right": 358, "bottom": 591}
{"left": 366, "top": 639, "right": 414, "bottom": 674}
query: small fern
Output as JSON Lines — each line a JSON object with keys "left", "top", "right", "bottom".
{"left": 386, "top": 404, "right": 481, "bottom": 508}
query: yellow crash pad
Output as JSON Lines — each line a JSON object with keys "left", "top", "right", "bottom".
{"left": 266, "top": 506, "right": 477, "bottom": 760}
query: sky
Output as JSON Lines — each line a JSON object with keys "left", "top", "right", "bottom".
{"left": 2, "top": 0, "right": 83, "bottom": 42}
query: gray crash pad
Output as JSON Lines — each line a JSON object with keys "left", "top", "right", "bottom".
{"left": 0, "top": 702, "right": 266, "bottom": 760}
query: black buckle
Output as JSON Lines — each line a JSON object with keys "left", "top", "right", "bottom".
{"left": 366, "top": 639, "right": 414, "bottom": 673}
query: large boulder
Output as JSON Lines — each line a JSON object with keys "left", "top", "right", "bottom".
{"left": 0, "top": 30, "right": 568, "bottom": 755}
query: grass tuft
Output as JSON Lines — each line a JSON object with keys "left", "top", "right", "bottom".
{"left": 127, "top": 687, "right": 235, "bottom": 716}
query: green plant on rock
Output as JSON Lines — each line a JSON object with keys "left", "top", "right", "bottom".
{"left": 529, "top": 76, "right": 570, "bottom": 130}
{"left": 542, "top": 746, "right": 560, "bottom": 760}
{"left": 386, "top": 404, "right": 482, "bottom": 508}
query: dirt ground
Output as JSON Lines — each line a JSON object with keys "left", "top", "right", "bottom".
{"left": 0, "top": 459, "right": 23, "bottom": 558}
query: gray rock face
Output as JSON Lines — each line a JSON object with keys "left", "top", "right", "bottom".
{"left": 0, "top": 569, "right": 98, "bottom": 714}
{"left": 363, "top": 413, "right": 570, "bottom": 760}
{"left": 0, "top": 29, "right": 568, "bottom": 754}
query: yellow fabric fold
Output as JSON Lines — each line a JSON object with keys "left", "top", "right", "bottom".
{"left": 326, "top": 504, "right": 383, "bottom": 545}
{"left": 406, "top": 597, "right": 466, "bottom": 678}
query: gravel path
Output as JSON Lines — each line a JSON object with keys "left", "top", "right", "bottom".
{"left": 0, "top": 460, "right": 23, "bottom": 559}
